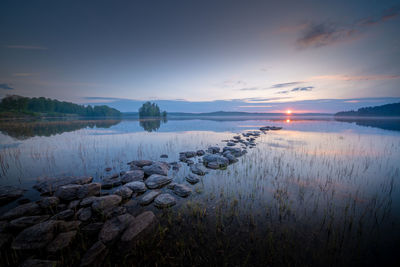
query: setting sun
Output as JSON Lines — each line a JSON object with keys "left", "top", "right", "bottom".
{"left": 286, "top": 110, "right": 292, "bottom": 114}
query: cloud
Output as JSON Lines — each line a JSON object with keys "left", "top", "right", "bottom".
{"left": 270, "top": 81, "right": 304, "bottom": 88}
{"left": 310, "top": 74, "right": 400, "bottom": 81}
{"left": 238, "top": 87, "right": 261, "bottom": 91}
{"left": 291, "top": 86, "right": 313, "bottom": 92}
{"left": 296, "top": 6, "right": 400, "bottom": 49}
{"left": 276, "top": 90, "right": 289, "bottom": 94}
{"left": 12, "top": 73, "right": 35, "bottom": 77}
{"left": 5, "top": 45, "right": 47, "bottom": 50}
{"left": 0, "top": 83, "right": 14, "bottom": 90}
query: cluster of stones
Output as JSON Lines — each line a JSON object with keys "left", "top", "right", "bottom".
{"left": 0, "top": 125, "right": 281, "bottom": 266}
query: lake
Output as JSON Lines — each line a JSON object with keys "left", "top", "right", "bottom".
{"left": 1, "top": 116, "right": 399, "bottom": 266}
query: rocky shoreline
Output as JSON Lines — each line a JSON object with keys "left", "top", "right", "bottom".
{"left": 0, "top": 126, "right": 281, "bottom": 266}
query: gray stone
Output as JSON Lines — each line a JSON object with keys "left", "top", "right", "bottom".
{"left": 0, "top": 185, "right": 25, "bottom": 205}
{"left": 77, "top": 183, "right": 101, "bottom": 199}
{"left": 80, "top": 241, "right": 108, "bottom": 267}
{"left": 99, "top": 213, "right": 135, "bottom": 244}
{"left": 190, "top": 163, "right": 207, "bottom": 176}
{"left": 186, "top": 174, "right": 200, "bottom": 184}
{"left": 80, "top": 196, "right": 97, "bottom": 207}
{"left": 184, "top": 151, "right": 197, "bottom": 158}
{"left": 0, "top": 202, "right": 41, "bottom": 220}
{"left": 58, "top": 220, "right": 81, "bottom": 232}
{"left": 9, "top": 215, "right": 50, "bottom": 229}
{"left": 207, "top": 146, "right": 220, "bottom": 154}
{"left": 20, "top": 259, "right": 60, "bottom": 267}
{"left": 223, "top": 147, "right": 244, "bottom": 157}
{"left": 154, "top": 193, "right": 176, "bottom": 208}
{"left": 101, "top": 177, "right": 122, "bottom": 189}
{"left": 47, "top": 230, "right": 77, "bottom": 253}
{"left": 81, "top": 222, "right": 103, "bottom": 236}
{"left": 203, "top": 154, "right": 229, "bottom": 169}
{"left": 223, "top": 152, "right": 238, "bottom": 163}
{"left": 207, "top": 162, "right": 220, "bottom": 169}
{"left": 51, "top": 209, "right": 74, "bottom": 220}
{"left": 54, "top": 183, "right": 101, "bottom": 201}
{"left": 121, "top": 170, "right": 144, "bottom": 183}
{"left": 139, "top": 190, "right": 161, "bottom": 205}
{"left": 128, "top": 160, "right": 153, "bottom": 167}
{"left": 68, "top": 199, "right": 81, "bottom": 210}
{"left": 12, "top": 220, "right": 59, "bottom": 250}
{"left": 77, "top": 207, "right": 92, "bottom": 221}
{"left": 196, "top": 150, "right": 205, "bottom": 156}
{"left": 91, "top": 195, "right": 122, "bottom": 212}
{"left": 33, "top": 176, "right": 93, "bottom": 194}
{"left": 171, "top": 184, "right": 192, "bottom": 197}
{"left": 145, "top": 174, "right": 172, "bottom": 189}
{"left": 120, "top": 211, "right": 157, "bottom": 249}
{"left": 125, "top": 181, "right": 147, "bottom": 192}
{"left": 227, "top": 141, "right": 236, "bottom": 146}
{"left": 160, "top": 154, "right": 168, "bottom": 158}
{"left": 37, "top": 197, "right": 59, "bottom": 209}
{"left": 103, "top": 206, "right": 127, "bottom": 219}
{"left": 143, "top": 162, "right": 169, "bottom": 176}
{"left": 114, "top": 186, "right": 133, "bottom": 199}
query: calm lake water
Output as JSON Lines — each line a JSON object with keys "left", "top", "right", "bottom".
{"left": 1, "top": 116, "right": 399, "bottom": 265}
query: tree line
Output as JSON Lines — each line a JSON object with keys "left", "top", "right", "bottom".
{"left": 138, "top": 101, "right": 167, "bottom": 118}
{"left": 0, "top": 95, "right": 121, "bottom": 117}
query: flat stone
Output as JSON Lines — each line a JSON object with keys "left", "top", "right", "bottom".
{"left": 50, "top": 209, "right": 74, "bottom": 220}
{"left": 207, "top": 146, "right": 220, "bottom": 154}
{"left": 123, "top": 200, "right": 137, "bottom": 215}
{"left": 196, "top": 150, "right": 205, "bottom": 156}
{"left": 80, "top": 196, "right": 97, "bottom": 207}
{"left": 160, "top": 154, "right": 168, "bottom": 158}
{"left": 184, "top": 151, "right": 197, "bottom": 158}
{"left": 139, "top": 190, "right": 161, "bottom": 205}
{"left": 223, "top": 152, "right": 238, "bottom": 163}
{"left": 58, "top": 220, "right": 81, "bottom": 232}
{"left": 91, "top": 195, "right": 122, "bottom": 212}
{"left": 125, "top": 181, "right": 147, "bottom": 192}
{"left": 120, "top": 211, "right": 157, "bottom": 249}
{"left": 113, "top": 186, "right": 133, "bottom": 199}
{"left": 0, "top": 185, "right": 25, "bottom": 205}
{"left": 128, "top": 160, "right": 153, "bottom": 168}
{"left": 143, "top": 162, "right": 169, "bottom": 176}
{"left": 190, "top": 163, "right": 207, "bottom": 176}
{"left": 203, "top": 154, "right": 229, "bottom": 169}
{"left": 12, "top": 220, "right": 59, "bottom": 250}
{"left": 38, "top": 197, "right": 59, "bottom": 209}
{"left": 20, "top": 259, "right": 60, "bottom": 267}
{"left": 227, "top": 141, "right": 236, "bottom": 146}
{"left": 76, "top": 183, "right": 101, "bottom": 199}
{"left": 145, "top": 174, "right": 172, "bottom": 189}
{"left": 186, "top": 174, "right": 200, "bottom": 184}
{"left": 47, "top": 230, "right": 77, "bottom": 253}
{"left": 101, "top": 177, "right": 122, "bottom": 189}
{"left": 77, "top": 207, "right": 92, "bottom": 221}
{"left": 207, "top": 162, "right": 220, "bottom": 169}
{"left": 80, "top": 241, "right": 108, "bottom": 267}
{"left": 99, "top": 213, "right": 135, "bottom": 244}
{"left": 0, "top": 202, "right": 41, "bottom": 220}
{"left": 9, "top": 215, "right": 50, "bottom": 229}
{"left": 154, "top": 193, "right": 176, "bottom": 208}
{"left": 81, "top": 222, "right": 103, "bottom": 236}
{"left": 121, "top": 170, "right": 145, "bottom": 183}
{"left": 171, "top": 184, "right": 192, "bottom": 197}
{"left": 103, "top": 206, "right": 127, "bottom": 219}
{"left": 33, "top": 176, "right": 93, "bottom": 194}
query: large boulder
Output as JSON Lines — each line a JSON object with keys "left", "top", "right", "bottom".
{"left": 0, "top": 185, "right": 25, "bottom": 205}
{"left": 101, "top": 177, "right": 122, "bottom": 189}
{"left": 12, "top": 220, "right": 60, "bottom": 250}
{"left": 47, "top": 230, "right": 77, "bottom": 253}
{"left": 119, "top": 211, "right": 157, "bottom": 249}
{"left": 98, "top": 214, "right": 135, "bottom": 244}
{"left": 145, "top": 174, "right": 172, "bottom": 189}
{"left": 0, "top": 202, "right": 41, "bottom": 220}
{"left": 9, "top": 215, "right": 50, "bottom": 229}
{"left": 203, "top": 154, "right": 229, "bottom": 169}
{"left": 139, "top": 190, "right": 161, "bottom": 205}
{"left": 33, "top": 176, "right": 93, "bottom": 194}
{"left": 154, "top": 193, "right": 176, "bottom": 208}
{"left": 91, "top": 195, "right": 122, "bottom": 213}
{"left": 120, "top": 170, "right": 144, "bottom": 183}
{"left": 125, "top": 181, "right": 147, "bottom": 193}
{"left": 113, "top": 186, "right": 133, "bottom": 199}
{"left": 80, "top": 241, "right": 108, "bottom": 267}
{"left": 142, "top": 162, "right": 169, "bottom": 176}
{"left": 170, "top": 184, "right": 192, "bottom": 197}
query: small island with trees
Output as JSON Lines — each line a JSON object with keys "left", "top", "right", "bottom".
{"left": 335, "top": 102, "right": 400, "bottom": 117}
{"left": 138, "top": 101, "right": 167, "bottom": 118}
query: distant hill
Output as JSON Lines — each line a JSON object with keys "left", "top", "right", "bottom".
{"left": 335, "top": 102, "right": 400, "bottom": 117}
{"left": 0, "top": 95, "right": 121, "bottom": 118}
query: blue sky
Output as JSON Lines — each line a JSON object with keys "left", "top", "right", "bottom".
{"left": 0, "top": 0, "right": 399, "bottom": 112}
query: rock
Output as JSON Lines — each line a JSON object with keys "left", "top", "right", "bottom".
{"left": 33, "top": 176, "right": 93, "bottom": 194}
{"left": 20, "top": 259, "right": 60, "bottom": 267}
{"left": 233, "top": 135, "right": 241, "bottom": 140}
{"left": 37, "top": 197, "right": 59, "bottom": 209}
{"left": 207, "top": 162, "right": 220, "bottom": 169}
{"left": 81, "top": 222, "right": 103, "bottom": 236}
{"left": 103, "top": 206, "right": 127, "bottom": 219}
{"left": 171, "top": 184, "right": 192, "bottom": 197}
{"left": 207, "top": 146, "right": 220, "bottom": 154}
{"left": 80, "top": 241, "right": 108, "bottom": 267}
{"left": 170, "top": 162, "right": 181, "bottom": 170}
{"left": 227, "top": 141, "right": 236, "bottom": 146}
{"left": 223, "top": 152, "right": 238, "bottom": 163}
{"left": 145, "top": 174, "right": 172, "bottom": 189}
{"left": 196, "top": 150, "right": 205, "bottom": 156}
{"left": 68, "top": 200, "right": 81, "bottom": 210}
{"left": 128, "top": 160, "right": 153, "bottom": 168}
{"left": 80, "top": 196, "right": 97, "bottom": 207}
{"left": 58, "top": 220, "right": 81, "bottom": 232}
{"left": 0, "top": 186, "right": 25, "bottom": 205}
{"left": 203, "top": 154, "right": 229, "bottom": 169}
{"left": 105, "top": 167, "right": 112, "bottom": 172}
{"left": 139, "top": 190, "right": 161, "bottom": 205}
{"left": 77, "top": 183, "right": 101, "bottom": 199}
{"left": 143, "top": 162, "right": 169, "bottom": 176}
{"left": 54, "top": 183, "right": 101, "bottom": 201}
{"left": 179, "top": 154, "right": 187, "bottom": 162}
{"left": 0, "top": 202, "right": 41, "bottom": 220}
{"left": 18, "top": 198, "right": 31, "bottom": 205}
{"left": 47, "top": 230, "right": 77, "bottom": 253}
{"left": 0, "top": 221, "right": 9, "bottom": 232}
{"left": 91, "top": 195, "right": 122, "bottom": 212}
{"left": 0, "top": 233, "right": 12, "bottom": 250}
{"left": 123, "top": 200, "right": 137, "bottom": 215}
{"left": 120, "top": 211, "right": 157, "bottom": 249}
{"left": 154, "top": 193, "right": 176, "bottom": 208}
{"left": 186, "top": 174, "right": 200, "bottom": 184}
{"left": 12, "top": 220, "right": 59, "bottom": 250}
{"left": 9, "top": 215, "right": 50, "bottom": 229}
{"left": 184, "top": 151, "right": 197, "bottom": 158}
{"left": 99, "top": 214, "right": 135, "bottom": 244}
{"left": 77, "top": 207, "right": 92, "bottom": 221}
{"left": 223, "top": 147, "right": 244, "bottom": 157}
{"left": 130, "top": 164, "right": 142, "bottom": 171}
{"left": 51, "top": 209, "right": 74, "bottom": 220}
{"left": 113, "top": 186, "right": 133, "bottom": 199}
{"left": 160, "top": 154, "right": 168, "bottom": 158}
{"left": 186, "top": 159, "right": 194, "bottom": 165}
{"left": 125, "top": 181, "right": 147, "bottom": 193}
{"left": 121, "top": 170, "right": 144, "bottom": 183}
{"left": 269, "top": 126, "right": 282, "bottom": 130}
{"left": 190, "top": 163, "right": 207, "bottom": 176}
{"left": 101, "top": 177, "right": 122, "bottom": 189}
{"left": 57, "top": 203, "right": 67, "bottom": 211}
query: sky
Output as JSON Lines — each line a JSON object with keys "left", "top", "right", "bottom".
{"left": 0, "top": 0, "right": 399, "bottom": 113}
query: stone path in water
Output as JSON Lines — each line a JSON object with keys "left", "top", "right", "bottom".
{"left": 0, "top": 125, "right": 281, "bottom": 266}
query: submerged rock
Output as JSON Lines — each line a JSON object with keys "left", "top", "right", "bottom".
{"left": 196, "top": 150, "right": 205, "bottom": 156}
{"left": 190, "top": 163, "right": 207, "bottom": 176}
{"left": 37, "top": 196, "right": 59, "bottom": 209}
{"left": 120, "top": 211, "right": 157, "bottom": 249}
{"left": 154, "top": 193, "right": 176, "bottom": 208}
{"left": 9, "top": 215, "right": 50, "bottom": 229}
{"left": 0, "top": 202, "right": 41, "bottom": 220}
{"left": 160, "top": 154, "right": 168, "bottom": 158}
{"left": 33, "top": 176, "right": 93, "bottom": 194}
{"left": 0, "top": 233, "right": 12, "bottom": 250}
{"left": 91, "top": 195, "right": 122, "bottom": 212}
{"left": 80, "top": 241, "right": 108, "bottom": 267}
{"left": 145, "top": 174, "right": 172, "bottom": 189}
{"left": 12, "top": 220, "right": 60, "bottom": 250}
{"left": 101, "top": 177, "right": 122, "bottom": 189}
{"left": 54, "top": 183, "right": 101, "bottom": 201}
{"left": 51, "top": 209, "right": 74, "bottom": 220}
{"left": 184, "top": 151, "right": 197, "bottom": 158}
{"left": 125, "top": 181, "right": 147, "bottom": 193}
{"left": 128, "top": 160, "right": 153, "bottom": 168}
{"left": 203, "top": 154, "right": 229, "bottom": 169}
{"left": 0, "top": 185, "right": 25, "bottom": 205}
{"left": 139, "top": 190, "right": 161, "bottom": 205}
{"left": 81, "top": 222, "right": 103, "bottom": 236}
{"left": 99, "top": 214, "right": 135, "bottom": 244}
{"left": 121, "top": 170, "right": 145, "bottom": 183}
{"left": 171, "top": 184, "right": 192, "bottom": 197}
{"left": 223, "top": 152, "right": 238, "bottom": 164}
{"left": 77, "top": 207, "right": 92, "bottom": 221}
{"left": 186, "top": 174, "right": 200, "bottom": 184}
{"left": 114, "top": 186, "right": 133, "bottom": 199}
{"left": 47, "top": 230, "right": 77, "bottom": 253}
{"left": 207, "top": 146, "right": 220, "bottom": 154}
{"left": 226, "top": 141, "right": 236, "bottom": 146}
{"left": 143, "top": 162, "right": 169, "bottom": 176}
